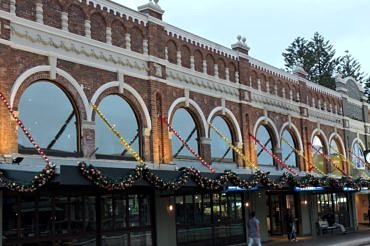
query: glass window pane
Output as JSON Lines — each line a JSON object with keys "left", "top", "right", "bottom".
{"left": 312, "top": 136, "right": 326, "bottom": 174}
{"left": 171, "top": 108, "right": 198, "bottom": 158}
{"left": 129, "top": 195, "right": 140, "bottom": 227}
{"left": 18, "top": 82, "right": 78, "bottom": 152}
{"left": 210, "top": 116, "right": 233, "bottom": 161}
{"left": 96, "top": 95, "right": 139, "bottom": 157}
{"left": 329, "top": 140, "right": 342, "bottom": 175}
{"left": 281, "top": 130, "right": 298, "bottom": 167}
{"left": 102, "top": 195, "right": 113, "bottom": 231}
{"left": 256, "top": 126, "right": 273, "bottom": 165}
{"left": 114, "top": 194, "right": 127, "bottom": 230}
{"left": 352, "top": 142, "right": 365, "bottom": 169}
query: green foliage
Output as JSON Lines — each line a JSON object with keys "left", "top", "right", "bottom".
{"left": 337, "top": 50, "right": 366, "bottom": 83}
{"left": 282, "top": 32, "right": 338, "bottom": 89}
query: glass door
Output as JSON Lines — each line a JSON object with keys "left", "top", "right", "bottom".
{"left": 268, "top": 194, "right": 283, "bottom": 235}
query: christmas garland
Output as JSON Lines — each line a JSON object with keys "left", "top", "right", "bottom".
{"left": 78, "top": 161, "right": 370, "bottom": 191}
{"left": 0, "top": 92, "right": 56, "bottom": 192}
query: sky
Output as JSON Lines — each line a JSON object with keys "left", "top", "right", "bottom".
{"left": 115, "top": 0, "right": 370, "bottom": 78}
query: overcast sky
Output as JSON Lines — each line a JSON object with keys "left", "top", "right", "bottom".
{"left": 115, "top": 0, "right": 370, "bottom": 79}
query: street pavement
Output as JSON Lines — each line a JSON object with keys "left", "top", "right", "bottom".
{"left": 263, "top": 225, "right": 370, "bottom": 246}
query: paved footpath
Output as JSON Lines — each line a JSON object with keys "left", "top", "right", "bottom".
{"left": 263, "top": 227, "right": 370, "bottom": 246}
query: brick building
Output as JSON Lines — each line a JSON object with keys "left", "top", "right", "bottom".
{"left": 0, "top": 0, "right": 369, "bottom": 245}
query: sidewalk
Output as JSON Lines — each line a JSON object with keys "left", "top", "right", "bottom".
{"left": 264, "top": 226, "right": 370, "bottom": 246}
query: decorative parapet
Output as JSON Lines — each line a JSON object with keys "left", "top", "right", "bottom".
{"left": 80, "top": 0, "right": 148, "bottom": 26}
{"left": 164, "top": 24, "right": 238, "bottom": 60}
{"left": 248, "top": 57, "right": 298, "bottom": 83}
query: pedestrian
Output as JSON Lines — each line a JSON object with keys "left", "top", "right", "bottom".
{"left": 287, "top": 210, "right": 298, "bottom": 242}
{"left": 247, "top": 211, "right": 262, "bottom": 246}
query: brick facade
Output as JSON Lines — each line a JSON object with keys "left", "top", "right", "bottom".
{"left": 0, "top": 0, "right": 367, "bottom": 176}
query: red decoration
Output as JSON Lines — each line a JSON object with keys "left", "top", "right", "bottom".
{"left": 249, "top": 133, "right": 298, "bottom": 176}
{"left": 161, "top": 117, "right": 215, "bottom": 173}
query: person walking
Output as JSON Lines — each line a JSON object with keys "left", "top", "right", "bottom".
{"left": 287, "top": 211, "right": 298, "bottom": 242}
{"left": 248, "top": 211, "right": 262, "bottom": 246}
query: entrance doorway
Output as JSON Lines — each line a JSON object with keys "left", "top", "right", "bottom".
{"left": 267, "top": 192, "right": 297, "bottom": 236}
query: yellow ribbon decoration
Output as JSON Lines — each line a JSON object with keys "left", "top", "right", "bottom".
{"left": 92, "top": 104, "right": 145, "bottom": 166}
{"left": 281, "top": 137, "right": 325, "bottom": 176}
{"left": 208, "top": 122, "right": 258, "bottom": 170}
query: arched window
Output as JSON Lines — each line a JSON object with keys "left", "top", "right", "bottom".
{"left": 256, "top": 125, "right": 273, "bottom": 165}
{"left": 312, "top": 136, "right": 326, "bottom": 174}
{"left": 210, "top": 116, "right": 233, "bottom": 162}
{"left": 171, "top": 108, "right": 198, "bottom": 159}
{"left": 281, "top": 130, "right": 298, "bottom": 167}
{"left": 95, "top": 95, "right": 140, "bottom": 159}
{"left": 329, "top": 139, "right": 343, "bottom": 176}
{"left": 351, "top": 142, "right": 365, "bottom": 169}
{"left": 18, "top": 81, "right": 78, "bottom": 154}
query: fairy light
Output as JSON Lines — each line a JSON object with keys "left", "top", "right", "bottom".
{"left": 349, "top": 149, "right": 370, "bottom": 169}
{"left": 281, "top": 137, "right": 325, "bottom": 176}
{"left": 0, "top": 91, "right": 56, "bottom": 192}
{"left": 208, "top": 121, "right": 258, "bottom": 170}
{"left": 309, "top": 143, "right": 348, "bottom": 177}
{"left": 329, "top": 146, "right": 370, "bottom": 179}
{"left": 92, "top": 104, "right": 145, "bottom": 166}
{"left": 161, "top": 117, "right": 215, "bottom": 173}
{"left": 249, "top": 133, "right": 298, "bottom": 176}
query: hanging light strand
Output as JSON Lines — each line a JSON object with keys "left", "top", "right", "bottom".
{"left": 249, "top": 133, "right": 298, "bottom": 176}
{"left": 161, "top": 117, "right": 215, "bottom": 173}
{"left": 92, "top": 104, "right": 145, "bottom": 166}
{"left": 281, "top": 137, "right": 325, "bottom": 176}
{"left": 348, "top": 149, "right": 370, "bottom": 169}
{"left": 208, "top": 121, "right": 258, "bottom": 170}
{"left": 329, "top": 146, "right": 370, "bottom": 179}
{"left": 309, "top": 143, "right": 348, "bottom": 177}
{"left": 0, "top": 92, "right": 54, "bottom": 168}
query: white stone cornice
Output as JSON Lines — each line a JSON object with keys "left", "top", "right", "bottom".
{"left": 165, "top": 64, "right": 240, "bottom": 100}
{"left": 10, "top": 20, "right": 148, "bottom": 77}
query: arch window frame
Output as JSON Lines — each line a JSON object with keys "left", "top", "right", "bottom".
{"left": 255, "top": 124, "right": 275, "bottom": 166}
{"left": 170, "top": 107, "right": 201, "bottom": 160}
{"left": 280, "top": 129, "right": 299, "bottom": 167}
{"left": 17, "top": 81, "right": 81, "bottom": 157}
{"left": 94, "top": 94, "right": 142, "bottom": 161}
{"left": 209, "top": 115, "right": 236, "bottom": 163}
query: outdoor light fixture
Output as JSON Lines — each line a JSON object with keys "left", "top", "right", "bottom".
{"left": 245, "top": 202, "right": 250, "bottom": 207}
{"left": 364, "top": 150, "right": 370, "bottom": 164}
{"left": 303, "top": 200, "right": 308, "bottom": 205}
{"left": 12, "top": 157, "right": 24, "bottom": 165}
{"left": 168, "top": 204, "right": 174, "bottom": 212}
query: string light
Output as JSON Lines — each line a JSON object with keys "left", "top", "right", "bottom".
{"left": 0, "top": 92, "right": 56, "bottom": 192}
{"left": 309, "top": 143, "right": 348, "bottom": 177}
{"left": 161, "top": 116, "right": 215, "bottom": 173}
{"left": 281, "top": 137, "right": 325, "bottom": 176}
{"left": 92, "top": 104, "right": 145, "bottom": 166}
{"left": 249, "top": 133, "right": 298, "bottom": 176}
{"left": 208, "top": 122, "right": 258, "bottom": 170}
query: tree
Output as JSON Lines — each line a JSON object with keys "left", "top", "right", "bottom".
{"left": 336, "top": 50, "right": 366, "bottom": 83}
{"left": 282, "top": 32, "right": 338, "bottom": 89}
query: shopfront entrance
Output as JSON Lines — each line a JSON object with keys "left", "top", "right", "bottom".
{"left": 267, "top": 192, "right": 298, "bottom": 236}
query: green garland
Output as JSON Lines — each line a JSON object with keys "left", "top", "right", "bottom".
{"left": 78, "top": 162, "right": 369, "bottom": 191}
